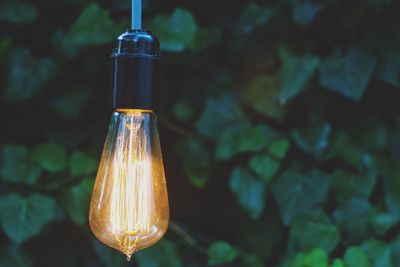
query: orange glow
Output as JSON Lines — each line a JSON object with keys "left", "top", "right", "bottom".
{"left": 89, "top": 109, "right": 169, "bottom": 260}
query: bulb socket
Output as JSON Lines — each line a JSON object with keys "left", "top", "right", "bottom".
{"left": 111, "top": 30, "right": 161, "bottom": 110}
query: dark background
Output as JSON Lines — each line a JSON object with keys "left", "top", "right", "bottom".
{"left": 1, "top": 0, "right": 400, "bottom": 266}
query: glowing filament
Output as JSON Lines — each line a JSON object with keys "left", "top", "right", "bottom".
{"left": 89, "top": 110, "right": 169, "bottom": 260}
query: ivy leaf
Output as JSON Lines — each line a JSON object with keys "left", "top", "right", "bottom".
{"left": 361, "top": 239, "right": 393, "bottom": 267}
{"left": 332, "top": 170, "right": 377, "bottom": 204}
{"left": 290, "top": 248, "right": 328, "bottom": 267}
{"left": 0, "top": 250, "right": 33, "bottom": 267}
{"left": 248, "top": 154, "right": 281, "bottom": 183}
{"left": 378, "top": 47, "right": 400, "bottom": 88}
{"left": 92, "top": 241, "right": 130, "bottom": 267}
{"left": 291, "top": 121, "right": 331, "bottom": 158}
{"left": 66, "top": 3, "right": 119, "bottom": 47}
{"left": 176, "top": 138, "right": 213, "bottom": 188}
{"left": 208, "top": 241, "right": 239, "bottom": 266}
{"left": 384, "top": 171, "right": 400, "bottom": 216}
{"left": 333, "top": 198, "right": 375, "bottom": 243}
{"left": 147, "top": 8, "right": 197, "bottom": 52}
{"left": 279, "top": 52, "right": 320, "bottom": 103}
{"left": 331, "top": 259, "right": 345, "bottom": 267}
{"left": 135, "top": 239, "right": 182, "bottom": 267}
{"left": 272, "top": 170, "right": 331, "bottom": 224}
{"left": 241, "top": 218, "right": 283, "bottom": 260}
{"left": 0, "top": 194, "right": 58, "bottom": 244}
{"left": 69, "top": 151, "right": 97, "bottom": 177}
{"left": 61, "top": 178, "right": 94, "bottom": 225}
{"left": 370, "top": 213, "right": 399, "bottom": 236}
{"left": 268, "top": 138, "right": 290, "bottom": 159}
{"left": 51, "top": 89, "right": 90, "bottom": 118}
{"left": 0, "top": 145, "right": 41, "bottom": 185}
{"left": 195, "top": 94, "right": 245, "bottom": 140}
{"left": 4, "top": 48, "right": 56, "bottom": 102}
{"left": 290, "top": 209, "right": 340, "bottom": 253}
{"left": 290, "top": 0, "right": 327, "bottom": 27}
{"left": 328, "top": 131, "right": 365, "bottom": 168}
{"left": 242, "top": 254, "right": 264, "bottom": 267}
{"left": 242, "top": 75, "right": 286, "bottom": 121}
{"left": 0, "top": 0, "right": 37, "bottom": 24}
{"left": 319, "top": 48, "right": 376, "bottom": 102}
{"left": 344, "top": 247, "right": 371, "bottom": 267}
{"left": 173, "top": 101, "right": 195, "bottom": 123}
{"left": 230, "top": 167, "right": 266, "bottom": 219}
{"left": 236, "top": 2, "right": 272, "bottom": 34}
{"left": 31, "top": 144, "right": 67, "bottom": 173}
{"left": 391, "top": 236, "right": 400, "bottom": 267}
{"left": 215, "top": 124, "right": 271, "bottom": 160}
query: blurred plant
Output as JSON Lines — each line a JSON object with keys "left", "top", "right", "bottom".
{"left": 1, "top": 0, "right": 400, "bottom": 266}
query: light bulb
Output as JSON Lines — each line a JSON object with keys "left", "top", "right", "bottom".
{"left": 89, "top": 109, "right": 169, "bottom": 260}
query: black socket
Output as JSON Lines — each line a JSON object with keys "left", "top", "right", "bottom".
{"left": 111, "top": 30, "right": 161, "bottom": 110}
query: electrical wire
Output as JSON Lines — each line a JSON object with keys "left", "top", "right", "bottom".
{"left": 132, "top": 0, "right": 142, "bottom": 30}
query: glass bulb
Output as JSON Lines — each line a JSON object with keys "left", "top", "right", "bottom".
{"left": 89, "top": 109, "right": 169, "bottom": 260}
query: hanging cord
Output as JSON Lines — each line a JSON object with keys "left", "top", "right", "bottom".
{"left": 132, "top": 0, "right": 142, "bottom": 30}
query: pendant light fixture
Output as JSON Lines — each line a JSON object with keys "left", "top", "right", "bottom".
{"left": 88, "top": 0, "right": 169, "bottom": 261}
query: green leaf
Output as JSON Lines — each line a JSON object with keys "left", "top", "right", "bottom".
{"left": 0, "top": 0, "right": 37, "bottom": 24}
{"left": 331, "top": 259, "right": 345, "bottom": 267}
{"left": 291, "top": 121, "right": 331, "bottom": 158}
{"left": 384, "top": 172, "right": 400, "bottom": 216}
{"left": 176, "top": 138, "right": 213, "bottom": 188}
{"left": 241, "top": 218, "right": 283, "bottom": 260}
{"left": 242, "top": 75, "right": 286, "bottom": 121}
{"left": 370, "top": 213, "right": 399, "bottom": 236}
{"left": 173, "top": 101, "right": 195, "bottom": 122}
{"left": 69, "top": 151, "right": 97, "bottom": 177}
{"left": 378, "top": 47, "right": 400, "bottom": 88}
{"left": 328, "top": 131, "right": 365, "bottom": 167}
{"left": 279, "top": 52, "right": 320, "bottom": 103}
{"left": 272, "top": 170, "right": 331, "bottom": 224}
{"left": 290, "top": 0, "right": 327, "bottom": 27}
{"left": 242, "top": 254, "right": 264, "bottom": 267}
{"left": 344, "top": 247, "right": 371, "bottom": 267}
{"left": 4, "top": 48, "right": 56, "bottom": 102}
{"left": 332, "top": 170, "right": 376, "bottom": 204}
{"left": 147, "top": 8, "right": 197, "bottom": 52}
{"left": 195, "top": 94, "right": 245, "bottom": 139}
{"left": 66, "top": 3, "right": 119, "bottom": 47}
{"left": 215, "top": 124, "right": 271, "bottom": 160}
{"left": 188, "top": 28, "right": 221, "bottom": 51}
{"left": 290, "top": 209, "right": 340, "bottom": 253}
{"left": 0, "top": 145, "right": 41, "bottom": 185}
{"left": 31, "top": 144, "right": 67, "bottom": 173}
{"left": 208, "top": 241, "right": 239, "bottom": 266}
{"left": 0, "top": 249, "right": 33, "bottom": 267}
{"left": 230, "top": 167, "right": 266, "bottom": 219}
{"left": 0, "top": 193, "right": 58, "bottom": 244}
{"left": 236, "top": 2, "right": 272, "bottom": 34}
{"left": 61, "top": 178, "right": 94, "bottom": 225}
{"left": 290, "top": 248, "right": 328, "bottom": 267}
{"left": 361, "top": 239, "right": 393, "bottom": 267}
{"left": 248, "top": 154, "right": 280, "bottom": 183}
{"left": 333, "top": 198, "right": 375, "bottom": 242}
{"left": 92, "top": 240, "right": 130, "bottom": 267}
{"left": 51, "top": 89, "right": 90, "bottom": 118}
{"left": 136, "top": 239, "right": 182, "bottom": 267}
{"left": 391, "top": 236, "right": 400, "bottom": 267}
{"left": 319, "top": 48, "right": 376, "bottom": 102}
{"left": 268, "top": 138, "right": 290, "bottom": 159}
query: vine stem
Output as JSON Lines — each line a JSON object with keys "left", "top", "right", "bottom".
{"left": 169, "top": 221, "right": 208, "bottom": 254}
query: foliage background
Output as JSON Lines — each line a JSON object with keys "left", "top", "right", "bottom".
{"left": 1, "top": 0, "right": 400, "bottom": 266}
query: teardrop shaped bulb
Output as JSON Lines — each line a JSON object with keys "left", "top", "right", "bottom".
{"left": 89, "top": 109, "right": 169, "bottom": 259}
